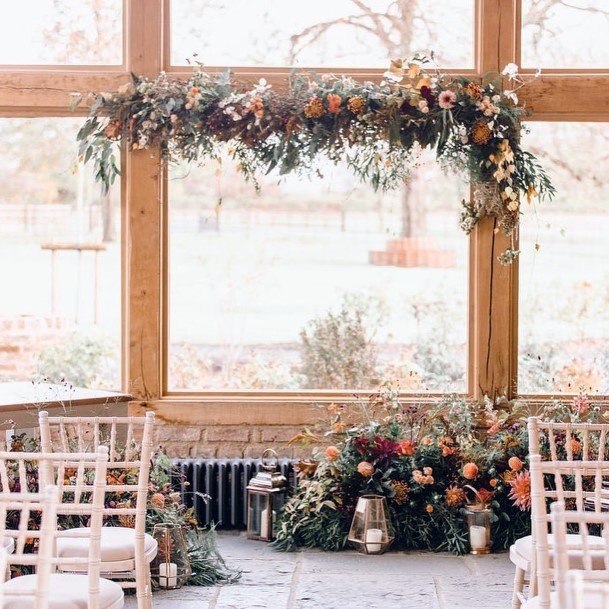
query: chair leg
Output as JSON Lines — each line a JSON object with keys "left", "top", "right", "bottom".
{"left": 512, "top": 566, "right": 526, "bottom": 609}
{"left": 135, "top": 564, "right": 150, "bottom": 609}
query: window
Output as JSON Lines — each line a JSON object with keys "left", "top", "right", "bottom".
{"left": 167, "top": 151, "right": 468, "bottom": 392}
{"left": 0, "top": 0, "right": 123, "bottom": 65}
{"left": 170, "top": 0, "right": 474, "bottom": 69}
{"left": 521, "top": 0, "right": 609, "bottom": 69}
{"left": 0, "top": 119, "right": 121, "bottom": 390}
{"left": 518, "top": 122, "right": 609, "bottom": 395}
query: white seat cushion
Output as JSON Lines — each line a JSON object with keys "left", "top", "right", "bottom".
{"left": 1, "top": 573, "right": 124, "bottom": 609}
{"left": 56, "top": 527, "right": 157, "bottom": 563}
{"left": 523, "top": 590, "right": 604, "bottom": 609}
{"left": 3, "top": 538, "right": 14, "bottom": 554}
{"left": 512, "top": 534, "right": 607, "bottom": 569}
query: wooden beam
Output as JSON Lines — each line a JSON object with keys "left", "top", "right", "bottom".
{"left": 124, "top": 0, "right": 165, "bottom": 401}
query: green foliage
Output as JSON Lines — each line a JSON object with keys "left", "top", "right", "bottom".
{"left": 185, "top": 527, "right": 242, "bottom": 586}
{"left": 298, "top": 294, "right": 381, "bottom": 389}
{"left": 36, "top": 332, "right": 118, "bottom": 389}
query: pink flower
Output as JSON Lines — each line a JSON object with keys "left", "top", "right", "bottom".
{"left": 438, "top": 90, "right": 457, "bottom": 109}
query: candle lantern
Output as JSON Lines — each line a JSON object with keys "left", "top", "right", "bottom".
{"left": 348, "top": 495, "right": 393, "bottom": 555}
{"left": 246, "top": 449, "right": 289, "bottom": 542}
{"left": 150, "top": 523, "right": 191, "bottom": 589}
{"left": 464, "top": 485, "right": 493, "bottom": 555}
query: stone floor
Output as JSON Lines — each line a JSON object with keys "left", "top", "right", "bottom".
{"left": 126, "top": 532, "right": 515, "bottom": 609}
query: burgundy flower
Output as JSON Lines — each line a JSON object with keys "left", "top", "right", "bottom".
{"left": 420, "top": 86, "right": 436, "bottom": 107}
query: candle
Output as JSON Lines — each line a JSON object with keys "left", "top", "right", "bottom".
{"left": 365, "top": 528, "right": 383, "bottom": 553}
{"left": 159, "top": 562, "right": 178, "bottom": 588}
{"left": 470, "top": 525, "right": 487, "bottom": 548}
{"left": 260, "top": 508, "right": 269, "bottom": 539}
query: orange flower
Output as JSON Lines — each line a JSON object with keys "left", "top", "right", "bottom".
{"left": 463, "top": 463, "right": 479, "bottom": 480}
{"left": 570, "top": 438, "right": 582, "bottom": 455}
{"left": 399, "top": 440, "right": 415, "bottom": 456}
{"left": 422, "top": 437, "right": 433, "bottom": 446}
{"left": 190, "top": 87, "right": 199, "bottom": 95}
{"left": 489, "top": 478, "right": 498, "bottom": 488}
{"left": 357, "top": 461, "right": 375, "bottom": 477}
{"left": 327, "top": 93, "right": 342, "bottom": 114}
{"left": 509, "top": 470, "right": 531, "bottom": 511}
{"left": 325, "top": 446, "right": 340, "bottom": 462}
{"left": 426, "top": 504, "right": 434, "bottom": 513}
{"left": 150, "top": 493, "right": 165, "bottom": 509}
{"left": 332, "top": 421, "right": 346, "bottom": 433}
{"left": 508, "top": 456, "right": 523, "bottom": 472}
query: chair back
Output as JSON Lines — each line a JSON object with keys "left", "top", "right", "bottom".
{"left": 530, "top": 454, "right": 609, "bottom": 609}
{"left": 551, "top": 501, "right": 609, "bottom": 609}
{"left": 528, "top": 417, "right": 609, "bottom": 463}
{"left": 38, "top": 411, "right": 155, "bottom": 536}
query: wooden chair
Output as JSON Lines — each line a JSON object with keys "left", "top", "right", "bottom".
{"left": 38, "top": 411, "right": 156, "bottom": 609}
{"left": 511, "top": 417, "right": 609, "bottom": 608}
{"left": 520, "top": 455, "right": 609, "bottom": 609}
{"left": 0, "top": 448, "right": 124, "bottom": 609}
{"left": 551, "top": 502, "right": 609, "bottom": 609}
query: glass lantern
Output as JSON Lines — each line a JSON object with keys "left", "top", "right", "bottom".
{"left": 246, "top": 449, "right": 288, "bottom": 542}
{"left": 348, "top": 495, "right": 393, "bottom": 555}
{"left": 150, "top": 523, "right": 191, "bottom": 589}
{"left": 464, "top": 485, "right": 492, "bottom": 554}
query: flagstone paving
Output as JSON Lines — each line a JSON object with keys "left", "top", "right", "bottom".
{"left": 126, "top": 532, "right": 514, "bottom": 609}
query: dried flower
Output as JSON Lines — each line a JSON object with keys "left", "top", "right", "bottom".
{"left": 347, "top": 95, "right": 366, "bottom": 114}
{"left": 464, "top": 82, "right": 483, "bottom": 99}
{"left": 471, "top": 121, "right": 493, "bottom": 145}
{"left": 325, "top": 446, "right": 340, "bottom": 462}
{"left": 391, "top": 480, "right": 410, "bottom": 505}
{"left": 463, "top": 463, "right": 479, "bottom": 480}
{"left": 509, "top": 470, "right": 531, "bottom": 511}
{"left": 508, "top": 456, "right": 523, "bottom": 472}
{"left": 103, "top": 121, "right": 121, "bottom": 140}
{"left": 572, "top": 393, "right": 590, "bottom": 415}
{"left": 445, "top": 486, "right": 466, "bottom": 508}
{"left": 357, "top": 461, "right": 375, "bottom": 477}
{"left": 150, "top": 493, "right": 165, "bottom": 509}
{"left": 303, "top": 96, "right": 326, "bottom": 118}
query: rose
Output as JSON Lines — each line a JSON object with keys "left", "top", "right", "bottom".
{"left": 357, "top": 461, "right": 375, "bottom": 477}
{"left": 325, "top": 446, "right": 340, "bottom": 462}
{"left": 399, "top": 440, "right": 415, "bottom": 456}
{"left": 463, "top": 462, "right": 479, "bottom": 480}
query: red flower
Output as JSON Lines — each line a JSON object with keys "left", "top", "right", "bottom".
{"left": 420, "top": 86, "right": 436, "bottom": 107}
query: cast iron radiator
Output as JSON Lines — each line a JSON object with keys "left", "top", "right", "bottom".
{"left": 172, "top": 458, "right": 299, "bottom": 528}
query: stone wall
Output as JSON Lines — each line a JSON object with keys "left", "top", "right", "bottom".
{"left": 0, "top": 314, "right": 69, "bottom": 380}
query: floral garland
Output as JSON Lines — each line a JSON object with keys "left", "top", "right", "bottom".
{"left": 274, "top": 385, "right": 599, "bottom": 555}
{"left": 76, "top": 55, "right": 555, "bottom": 264}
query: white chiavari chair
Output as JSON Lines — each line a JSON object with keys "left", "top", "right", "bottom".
{"left": 521, "top": 455, "right": 609, "bottom": 609}
{"left": 511, "top": 417, "right": 609, "bottom": 608}
{"left": 0, "top": 447, "right": 124, "bottom": 609}
{"left": 38, "top": 411, "right": 156, "bottom": 609}
{"left": 551, "top": 502, "right": 609, "bottom": 609}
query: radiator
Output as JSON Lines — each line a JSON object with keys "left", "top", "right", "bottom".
{"left": 173, "top": 458, "right": 298, "bottom": 528}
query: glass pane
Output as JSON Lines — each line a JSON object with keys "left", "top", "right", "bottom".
{"left": 0, "top": 0, "right": 122, "bottom": 65}
{"left": 171, "top": 0, "right": 474, "bottom": 68}
{"left": 518, "top": 122, "right": 609, "bottom": 395}
{"left": 168, "top": 151, "right": 468, "bottom": 392}
{"left": 521, "top": 0, "right": 609, "bottom": 68}
{"left": 0, "top": 119, "right": 121, "bottom": 390}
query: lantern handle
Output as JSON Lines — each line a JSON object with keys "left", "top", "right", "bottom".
{"left": 261, "top": 448, "right": 279, "bottom": 471}
{"left": 464, "top": 484, "right": 491, "bottom": 508}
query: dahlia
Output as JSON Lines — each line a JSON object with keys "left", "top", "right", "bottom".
{"left": 463, "top": 462, "right": 479, "bottom": 480}
{"left": 347, "top": 95, "right": 366, "bottom": 114}
{"left": 303, "top": 96, "right": 326, "bottom": 118}
{"left": 391, "top": 480, "right": 410, "bottom": 505}
{"left": 471, "top": 120, "right": 493, "bottom": 145}
{"left": 438, "top": 90, "right": 457, "bottom": 109}
{"left": 325, "top": 446, "right": 340, "bottom": 462}
{"left": 357, "top": 461, "right": 375, "bottom": 477}
{"left": 508, "top": 470, "right": 531, "bottom": 511}
{"left": 445, "top": 486, "right": 466, "bottom": 508}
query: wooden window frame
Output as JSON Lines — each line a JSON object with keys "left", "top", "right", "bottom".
{"left": 1, "top": 0, "right": 609, "bottom": 423}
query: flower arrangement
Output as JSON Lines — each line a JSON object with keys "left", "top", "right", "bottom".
{"left": 274, "top": 384, "right": 603, "bottom": 555}
{"left": 75, "top": 55, "right": 554, "bottom": 264}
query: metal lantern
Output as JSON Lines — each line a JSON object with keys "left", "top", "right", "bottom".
{"left": 150, "top": 523, "right": 191, "bottom": 589}
{"left": 348, "top": 495, "right": 393, "bottom": 555}
{"left": 246, "top": 449, "right": 288, "bottom": 542}
{"left": 464, "top": 486, "right": 492, "bottom": 555}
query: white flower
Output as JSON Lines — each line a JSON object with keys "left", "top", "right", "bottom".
{"left": 503, "top": 90, "right": 519, "bottom": 104}
{"left": 501, "top": 63, "right": 519, "bottom": 78}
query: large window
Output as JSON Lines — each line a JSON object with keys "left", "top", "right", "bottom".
{"left": 0, "top": 0, "right": 123, "bottom": 65}
{"left": 170, "top": 0, "right": 474, "bottom": 68}
{"left": 168, "top": 152, "right": 468, "bottom": 392}
{"left": 0, "top": 119, "right": 121, "bottom": 390}
{"left": 519, "top": 122, "right": 609, "bottom": 395}
{"left": 521, "top": 0, "right": 609, "bottom": 69}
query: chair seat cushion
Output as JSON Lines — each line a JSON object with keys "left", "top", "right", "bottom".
{"left": 57, "top": 527, "right": 157, "bottom": 563}
{"left": 2, "top": 573, "right": 124, "bottom": 609}
{"left": 3, "top": 538, "right": 14, "bottom": 554}
{"left": 512, "top": 533, "right": 606, "bottom": 568}
{"left": 523, "top": 590, "right": 604, "bottom": 609}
